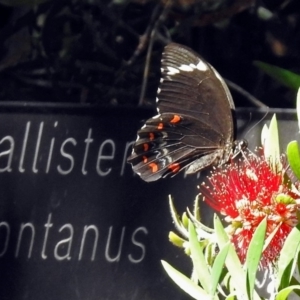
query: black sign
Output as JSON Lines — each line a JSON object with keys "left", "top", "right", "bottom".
{"left": 0, "top": 103, "right": 296, "bottom": 300}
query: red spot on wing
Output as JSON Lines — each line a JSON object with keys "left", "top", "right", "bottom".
{"left": 149, "top": 162, "right": 158, "bottom": 173}
{"left": 143, "top": 156, "right": 148, "bottom": 163}
{"left": 170, "top": 114, "right": 181, "bottom": 124}
{"left": 143, "top": 143, "right": 149, "bottom": 151}
{"left": 149, "top": 133, "right": 155, "bottom": 141}
{"left": 168, "top": 163, "right": 180, "bottom": 173}
{"left": 157, "top": 123, "right": 163, "bottom": 130}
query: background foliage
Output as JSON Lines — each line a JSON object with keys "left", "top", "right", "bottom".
{"left": 0, "top": 0, "right": 299, "bottom": 107}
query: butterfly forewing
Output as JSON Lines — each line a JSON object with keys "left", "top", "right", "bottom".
{"left": 158, "top": 43, "right": 235, "bottom": 137}
{"left": 128, "top": 43, "right": 236, "bottom": 182}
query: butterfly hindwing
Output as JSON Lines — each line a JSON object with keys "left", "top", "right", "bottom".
{"left": 128, "top": 113, "right": 228, "bottom": 182}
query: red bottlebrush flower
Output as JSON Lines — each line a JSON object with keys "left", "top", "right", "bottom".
{"left": 200, "top": 152, "right": 300, "bottom": 265}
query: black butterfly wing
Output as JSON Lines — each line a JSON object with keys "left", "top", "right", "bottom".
{"left": 158, "top": 43, "right": 235, "bottom": 137}
{"left": 128, "top": 43, "right": 236, "bottom": 182}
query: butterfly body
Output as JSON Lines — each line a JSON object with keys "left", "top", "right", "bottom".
{"left": 128, "top": 43, "right": 237, "bottom": 182}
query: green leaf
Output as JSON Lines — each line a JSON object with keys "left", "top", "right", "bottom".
{"left": 263, "top": 222, "right": 281, "bottom": 253}
{"left": 214, "top": 215, "right": 247, "bottom": 299}
{"left": 297, "top": 88, "right": 300, "bottom": 131}
{"left": 210, "top": 243, "right": 230, "bottom": 296}
{"left": 161, "top": 260, "right": 211, "bottom": 300}
{"left": 287, "top": 141, "right": 300, "bottom": 180}
{"left": 204, "top": 242, "right": 216, "bottom": 267}
{"left": 264, "top": 114, "right": 281, "bottom": 172}
{"left": 182, "top": 212, "right": 189, "bottom": 228}
{"left": 214, "top": 215, "right": 261, "bottom": 300}
{"left": 225, "top": 294, "right": 237, "bottom": 300}
{"left": 245, "top": 218, "right": 266, "bottom": 300}
{"left": 276, "top": 285, "right": 300, "bottom": 300}
{"left": 168, "top": 231, "right": 186, "bottom": 248}
{"left": 168, "top": 195, "right": 188, "bottom": 238}
{"left": 254, "top": 61, "right": 300, "bottom": 90}
{"left": 277, "top": 224, "right": 300, "bottom": 290}
{"left": 188, "top": 220, "right": 211, "bottom": 292}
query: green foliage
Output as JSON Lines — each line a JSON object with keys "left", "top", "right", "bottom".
{"left": 287, "top": 88, "right": 300, "bottom": 180}
{"left": 276, "top": 224, "right": 300, "bottom": 292}
{"left": 244, "top": 218, "right": 266, "bottom": 300}
{"left": 188, "top": 221, "right": 211, "bottom": 292}
{"left": 164, "top": 196, "right": 300, "bottom": 299}
{"left": 161, "top": 260, "right": 212, "bottom": 300}
{"left": 163, "top": 89, "right": 300, "bottom": 299}
{"left": 162, "top": 212, "right": 270, "bottom": 299}
{"left": 254, "top": 61, "right": 300, "bottom": 90}
{"left": 287, "top": 141, "right": 300, "bottom": 180}
{"left": 262, "top": 114, "right": 281, "bottom": 172}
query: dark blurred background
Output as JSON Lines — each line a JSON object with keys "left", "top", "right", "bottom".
{"left": 0, "top": 0, "right": 299, "bottom": 108}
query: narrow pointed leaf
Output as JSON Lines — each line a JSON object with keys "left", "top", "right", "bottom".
{"left": 210, "top": 243, "right": 230, "bottom": 296}
{"left": 277, "top": 224, "right": 300, "bottom": 290}
{"left": 225, "top": 295, "right": 236, "bottom": 300}
{"left": 254, "top": 61, "right": 300, "bottom": 90}
{"left": 264, "top": 114, "right": 281, "bottom": 172}
{"left": 168, "top": 196, "right": 188, "bottom": 238}
{"left": 297, "top": 88, "right": 300, "bottom": 132}
{"left": 263, "top": 222, "right": 281, "bottom": 252}
{"left": 214, "top": 215, "right": 261, "bottom": 300}
{"left": 214, "top": 215, "right": 247, "bottom": 299}
{"left": 287, "top": 141, "right": 300, "bottom": 180}
{"left": 276, "top": 285, "right": 300, "bottom": 300}
{"left": 182, "top": 212, "right": 189, "bottom": 228}
{"left": 169, "top": 231, "right": 186, "bottom": 248}
{"left": 245, "top": 218, "right": 266, "bottom": 300}
{"left": 269, "top": 114, "right": 281, "bottom": 171}
{"left": 161, "top": 260, "right": 211, "bottom": 300}
{"left": 189, "top": 220, "right": 211, "bottom": 292}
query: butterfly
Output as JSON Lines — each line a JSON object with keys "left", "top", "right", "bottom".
{"left": 127, "top": 42, "right": 244, "bottom": 182}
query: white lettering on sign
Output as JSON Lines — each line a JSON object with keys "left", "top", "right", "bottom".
{"left": 0, "top": 121, "right": 137, "bottom": 177}
{"left": 54, "top": 224, "right": 74, "bottom": 261}
{"left": 0, "top": 136, "right": 14, "bottom": 172}
{"left": 0, "top": 222, "right": 9, "bottom": 257}
{"left": 0, "top": 117, "right": 151, "bottom": 266}
{"left": 96, "top": 139, "right": 115, "bottom": 176}
{"left": 82, "top": 128, "right": 93, "bottom": 175}
{"left": 0, "top": 214, "right": 148, "bottom": 263}
{"left": 57, "top": 138, "right": 77, "bottom": 175}
{"left": 78, "top": 225, "right": 99, "bottom": 261}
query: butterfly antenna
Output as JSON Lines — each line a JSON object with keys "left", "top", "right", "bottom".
{"left": 240, "top": 147, "right": 255, "bottom": 166}
{"left": 243, "top": 107, "right": 270, "bottom": 142}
